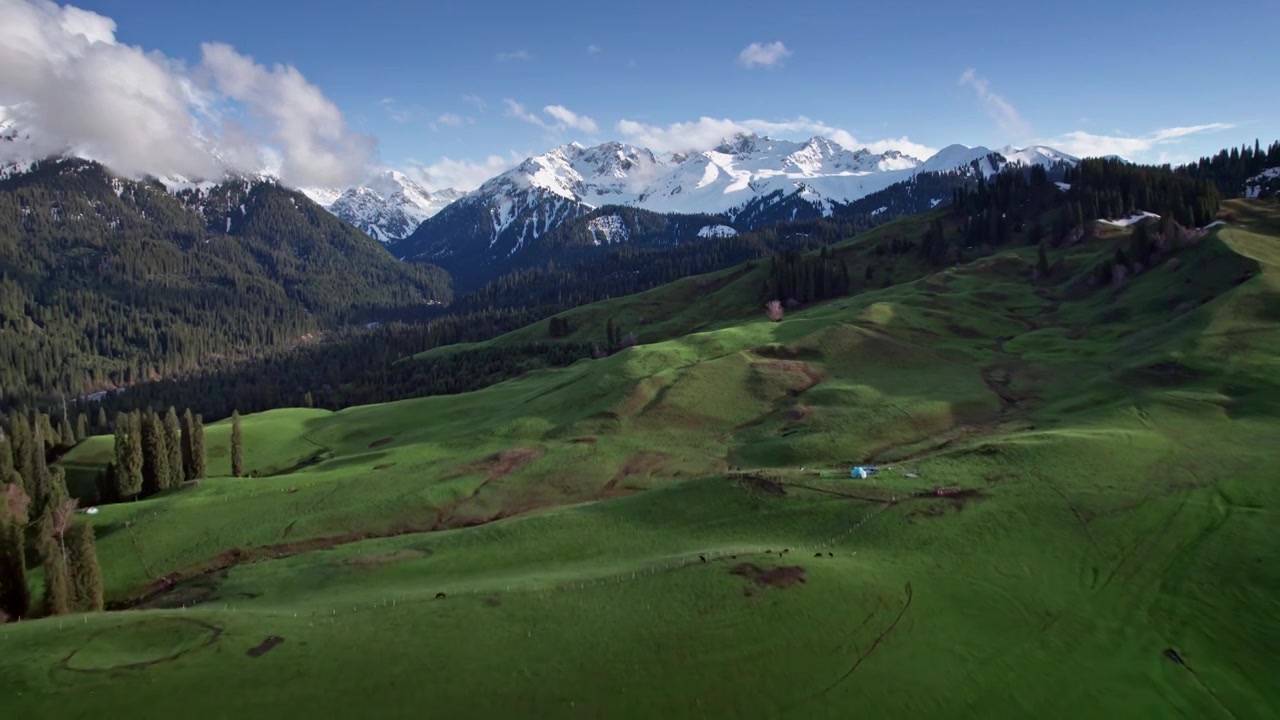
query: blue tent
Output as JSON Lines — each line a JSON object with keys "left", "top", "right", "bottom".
{"left": 850, "top": 466, "right": 879, "bottom": 479}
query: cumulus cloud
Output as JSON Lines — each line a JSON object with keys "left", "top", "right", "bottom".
{"left": 543, "top": 104, "right": 598, "bottom": 133}
{"left": 436, "top": 113, "right": 464, "bottom": 127}
{"left": 494, "top": 49, "right": 531, "bottom": 62}
{"left": 615, "top": 116, "right": 938, "bottom": 159}
{"left": 587, "top": 44, "right": 602, "bottom": 55}
{"left": 959, "top": 68, "right": 1031, "bottom": 142}
{"left": 461, "top": 94, "right": 486, "bottom": 112}
{"left": 0, "top": 0, "right": 374, "bottom": 186}
{"left": 503, "top": 99, "right": 547, "bottom": 128}
{"left": 403, "top": 153, "right": 517, "bottom": 192}
{"left": 738, "top": 41, "right": 791, "bottom": 69}
{"left": 505, "top": 99, "right": 598, "bottom": 135}
{"left": 1045, "top": 123, "right": 1235, "bottom": 162}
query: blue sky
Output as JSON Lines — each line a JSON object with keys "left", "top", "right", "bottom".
{"left": 4, "top": 0, "right": 1278, "bottom": 189}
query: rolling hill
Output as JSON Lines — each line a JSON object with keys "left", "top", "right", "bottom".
{"left": 5, "top": 192, "right": 1278, "bottom": 717}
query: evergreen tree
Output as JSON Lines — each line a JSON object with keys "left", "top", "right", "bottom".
{"left": 113, "top": 413, "right": 143, "bottom": 499}
{"left": 230, "top": 410, "right": 244, "bottom": 478}
{"left": 1037, "top": 241, "right": 1051, "bottom": 280}
{"left": 141, "top": 412, "right": 169, "bottom": 497}
{"left": 67, "top": 522, "right": 104, "bottom": 612}
{"left": 39, "top": 413, "right": 59, "bottom": 453}
{"left": 57, "top": 414, "right": 75, "bottom": 450}
{"left": 37, "top": 504, "right": 73, "bottom": 617}
{"left": 10, "top": 415, "right": 34, "bottom": 496}
{"left": 181, "top": 409, "right": 196, "bottom": 481}
{"left": 191, "top": 414, "right": 207, "bottom": 479}
{"left": 163, "top": 408, "right": 183, "bottom": 488}
{"left": 303, "top": 391, "right": 314, "bottom": 409}
{"left": 95, "top": 407, "right": 108, "bottom": 432}
{"left": 0, "top": 438, "right": 17, "bottom": 487}
{"left": 75, "top": 413, "right": 88, "bottom": 442}
{"left": 0, "top": 482, "right": 33, "bottom": 620}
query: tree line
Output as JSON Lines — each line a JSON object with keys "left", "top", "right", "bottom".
{"left": 0, "top": 412, "right": 103, "bottom": 621}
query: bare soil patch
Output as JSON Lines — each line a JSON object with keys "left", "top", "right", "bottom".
{"left": 751, "top": 360, "right": 824, "bottom": 393}
{"left": 247, "top": 636, "right": 285, "bottom": 658}
{"left": 786, "top": 406, "right": 813, "bottom": 422}
{"left": 570, "top": 436, "right": 598, "bottom": 444}
{"left": 730, "top": 562, "right": 807, "bottom": 589}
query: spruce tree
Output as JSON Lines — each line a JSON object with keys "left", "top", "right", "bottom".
{"left": 37, "top": 505, "right": 73, "bottom": 617}
{"left": 67, "top": 522, "right": 104, "bottom": 612}
{"left": 181, "top": 409, "right": 196, "bottom": 481}
{"left": 58, "top": 414, "right": 75, "bottom": 450}
{"left": 113, "top": 414, "right": 131, "bottom": 499}
{"left": 75, "top": 412, "right": 88, "bottom": 442}
{"left": 10, "top": 414, "right": 33, "bottom": 496}
{"left": 230, "top": 410, "right": 244, "bottom": 478}
{"left": 39, "top": 412, "right": 59, "bottom": 452}
{"left": 0, "top": 482, "right": 32, "bottom": 620}
{"left": 163, "top": 408, "right": 183, "bottom": 488}
{"left": 96, "top": 407, "right": 108, "bottom": 432}
{"left": 123, "top": 415, "right": 144, "bottom": 499}
{"left": 191, "top": 414, "right": 207, "bottom": 479}
{"left": 141, "top": 412, "right": 169, "bottom": 497}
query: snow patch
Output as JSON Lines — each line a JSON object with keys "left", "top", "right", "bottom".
{"left": 1098, "top": 211, "right": 1161, "bottom": 228}
{"left": 871, "top": 206, "right": 889, "bottom": 216}
{"left": 1055, "top": 182, "right": 1072, "bottom": 191}
{"left": 587, "top": 214, "right": 630, "bottom": 245}
{"left": 697, "top": 224, "right": 738, "bottom": 238}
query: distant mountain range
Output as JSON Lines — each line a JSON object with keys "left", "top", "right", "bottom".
{"left": 299, "top": 172, "right": 463, "bottom": 243}
{"left": 385, "top": 134, "right": 1078, "bottom": 285}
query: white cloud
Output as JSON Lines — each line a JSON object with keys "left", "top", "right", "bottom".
{"left": 503, "top": 99, "right": 547, "bottom": 128}
{"left": 201, "top": 42, "right": 375, "bottom": 187}
{"left": 436, "top": 113, "right": 464, "bottom": 127}
{"left": 461, "top": 94, "right": 486, "bottom": 111}
{"left": 738, "top": 41, "right": 791, "bottom": 69}
{"left": 1045, "top": 123, "right": 1235, "bottom": 161}
{"left": 505, "top": 99, "right": 598, "bottom": 135}
{"left": 404, "top": 153, "right": 516, "bottom": 192}
{"left": 379, "top": 97, "right": 410, "bottom": 123}
{"left": 0, "top": 0, "right": 374, "bottom": 186}
{"left": 959, "top": 68, "right": 1031, "bottom": 142}
{"left": 494, "top": 49, "right": 531, "bottom": 62}
{"left": 615, "top": 115, "right": 938, "bottom": 159}
{"left": 543, "top": 104, "right": 598, "bottom": 133}
{"left": 587, "top": 44, "right": 602, "bottom": 55}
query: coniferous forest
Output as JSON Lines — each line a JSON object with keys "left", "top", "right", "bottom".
{"left": 1, "top": 142, "right": 1276, "bottom": 431}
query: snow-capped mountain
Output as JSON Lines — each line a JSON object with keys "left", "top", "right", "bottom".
{"left": 300, "top": 171, "right": 462, "bottom": 243}
{"left": 391, "top": 133, "right": 1079, "bottom": 280}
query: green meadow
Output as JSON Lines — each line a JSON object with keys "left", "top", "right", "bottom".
{"left": 3, "top": 200, "right": 1278, "bottom": 718}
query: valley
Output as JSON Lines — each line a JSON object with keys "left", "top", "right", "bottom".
{"left": 3, "top": 21, "right": 1279, "bottom": 714}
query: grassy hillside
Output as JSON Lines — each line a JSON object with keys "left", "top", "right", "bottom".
{"left": 5, "top": 200, "right": 1279, "bottom": 718}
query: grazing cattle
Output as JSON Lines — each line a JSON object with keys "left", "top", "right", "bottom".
{"left": 814, "top": 552, "right": 823, "bottom": 558}
{"left": 827, "top": 552, "right": 833, "bottom": 557}
{"left": 435, "top": 592, "right": 447, "bottom": 600}
{"left": 699, "top": 554, "right": 707, "bottom": 563}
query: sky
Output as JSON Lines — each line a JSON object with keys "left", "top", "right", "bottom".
{"left": 2, "top": 0, "right": 1278, "bottom": 191}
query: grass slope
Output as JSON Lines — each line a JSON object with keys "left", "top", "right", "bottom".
{"left": 5, "top": 201, "right": 1279, "bottom": 719}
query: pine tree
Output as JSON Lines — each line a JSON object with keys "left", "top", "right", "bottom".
{"left": 0, "top": 482, "right": 33, "bottom": 620}
{"left": 39, "top": 412, "right": 59, "bottom": 453}
{"left": 10, "top": 415, "right": 34, "bottom": 497}
{"left": 37, "top": 503, "right": 74, "bottom": 617}
{"left": 75, "top": 412, "right": 88, "bottom": 442}
{"left": 231, "top": 410, "right": 244, "bottom": 478}
{"left": 303, "top": 391, "right": 314, "bottom": 409}
{"left": 163, "top": 408, "right": 183, "bottom": 488}
{"left": 113, "top": 414, "right": 130, "bottom": 498}
{"left": 113, "top": 413, "right": 143, "bottom": 499}
{"left": 141, "top": 412, "right": 169, "bottom": 497}
{"left": 67, "top": 522, "right": 104, "bottom": 612}
{"left": 191, "top": 414, "right": 207, "bottom": 479}
{"left": 57, "top": 414, "right": 75, "bottom": 450}
{"left": 181, "top": 409, "right": 196, "bottom": 481}
{"left": 96, "top": 407, "right": 108, "bottom": 432}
